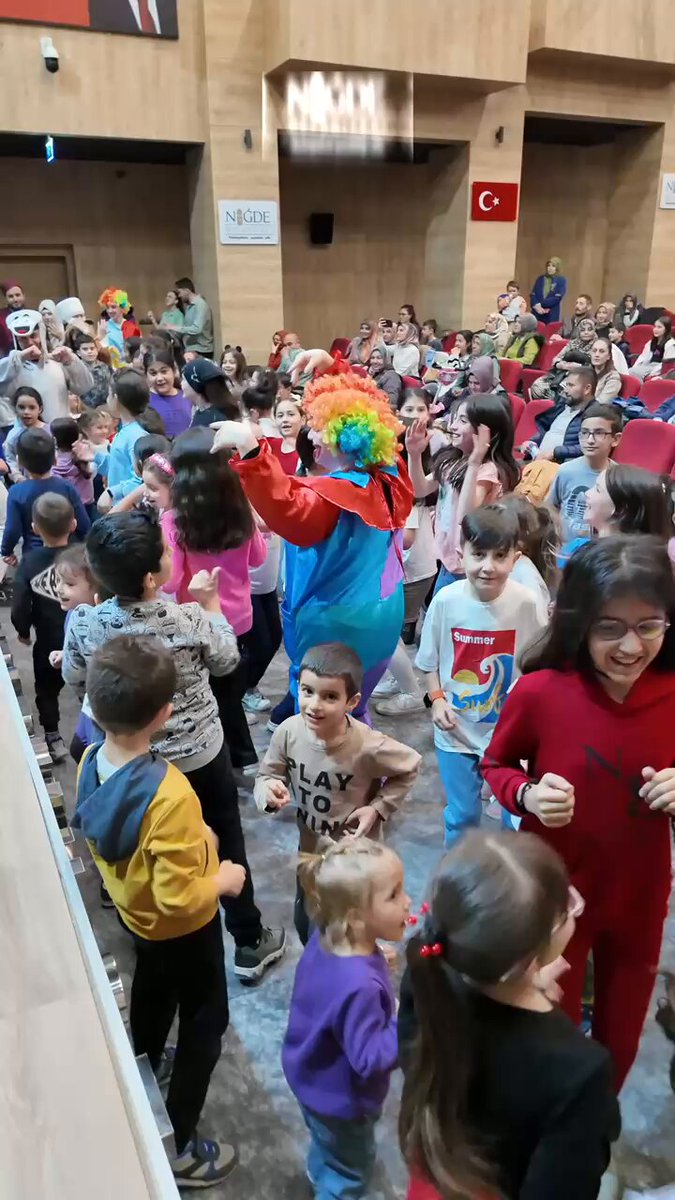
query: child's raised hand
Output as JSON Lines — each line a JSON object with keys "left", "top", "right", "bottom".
{"left": 640, "top": 766, "right": 675, "bottom": 815}
{"left": 49, "top": 650, "right": 63, "bottom": 670}
{"left": 261, "top": 778, "right": 291, "bottom": 811}
{"left": 405, "top": 419, "right": 430, "bottom": 456}
{"left": 210, "top": 419, "right": 258, "bottom": 457}
{"left": 188, "top": 566, "right": 221, "bottom": 607}
{"left": 290, "top": 348, "right": 334, "bottom": 383}
{"left": 469, "top": 422, "right": 492, "bottom": 465}
{"left": 525, "top": 773, "right": 575, "bottom": 827}
{"left": 431, "top": 697, "right": 457, "bottom": 732}
{"left": 343, "top": 805, "right": 380, "bottom": 838}
{"left": 214, "top": 860, "right": 246, "bottom": 898}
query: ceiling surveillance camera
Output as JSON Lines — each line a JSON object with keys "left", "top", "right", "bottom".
{"left": 40, "top": 36, "right": 59, "bottom": 74}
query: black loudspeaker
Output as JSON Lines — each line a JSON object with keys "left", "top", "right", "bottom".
{"left": 308, "top": 212, "right": 334, "bottom": 246}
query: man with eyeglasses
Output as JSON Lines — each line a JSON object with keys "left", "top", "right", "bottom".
{"left": 547, "top": 401, "right": 623, "bottom": 554}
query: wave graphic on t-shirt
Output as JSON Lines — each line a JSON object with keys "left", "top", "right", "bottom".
{"left": 452, "top": 652, "right": 512, "bottom": 725}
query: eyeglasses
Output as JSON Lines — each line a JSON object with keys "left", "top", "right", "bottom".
{"left": 579, "top": 429, "right": 613, "bottom": 441}
{"left": 591, "top": 617, "right": 669, "bottom": 642}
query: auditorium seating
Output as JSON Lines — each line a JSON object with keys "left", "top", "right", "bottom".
{"left": 497, "top": 359, "right": 523, "bottom": 393}
{"left": 442, "top": 333, "right": 457, "bottom": 352}
{"left": 535, "top": 321, "right": 563, "bottom": 339}
{"left": 514, "top": 398, "right": 553, "bottom": 447}
{"left": 536, "top": 340, "right": 568, "bottom": 371}
{"left": 619, "top": 373, "right": 642, "bottom": 399}
{"left": 402, "top": 375, "right": 422, "bottom": 388}
{"left": 522, "top": 368, "right": 546, "bottom": 401}
{"left": 329, "top": 337, "right": 351, "bottom": 356}
{"left": 508, "top": 393, "right": 525, "bottom": 427}
{"left": 624, "top": 325, "right": 653, "bottom": 356}
{"left": 613, "top": 419, "right": 675, "bottom": 473}
{"left": 637, "top": 377, "right": 675, "bottom": 413}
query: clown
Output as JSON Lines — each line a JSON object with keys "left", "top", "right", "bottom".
{"left": 97, "top": 287, "right": 141, "bottom": 366}
{"left": 211, "top": 361, "right": 414, "bottom": 715}
{"left": 0, "top": 308, "right": 93, "bottom": 423}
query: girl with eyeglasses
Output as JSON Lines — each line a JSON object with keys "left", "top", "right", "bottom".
{"left": 483, "top": 535, "right": 675, "bottom": 1092}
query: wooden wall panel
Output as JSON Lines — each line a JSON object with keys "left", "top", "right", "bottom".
{"left": 266, "top": 0, "right": 531, "bottom": 84}
{"left": 604, "top": 126, "right": 663, "bottom": 304}
{"left": 279, "top": 158, "right": 449, "bottom": 348}
{"left": 645, "top": 86, "right": 675, "bottom": 308}
{"left": 526, "top": 58, "right": 671, "bottom": 123}
{"left": 530, "top": 0, "right": 675, "bottom": 68}
{"left": 0, "top": 0, "right": 205, "bottom": 141}
{"left": 0, "top": 158, "right": 192, "bottom": 321}
{"left": 515, "top": 142, "right": 614, "bottom": 315}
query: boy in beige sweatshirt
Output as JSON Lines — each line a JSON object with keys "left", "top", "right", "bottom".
{"left": 254, "top": 641, "right": 421, "bottom": 942}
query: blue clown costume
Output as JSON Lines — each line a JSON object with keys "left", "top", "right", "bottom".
{"left": 232, "top": 372, "right": 414, "bottom": 714}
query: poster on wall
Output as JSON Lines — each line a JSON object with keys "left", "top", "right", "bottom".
{"left": 0, "top": 0, "right": 178, "bottom": 38}
{"left": 660, "top": 174, "right": 675, "bottom": 210}
{"left": 218, "top": 201, "right": 280, "bottom": 246}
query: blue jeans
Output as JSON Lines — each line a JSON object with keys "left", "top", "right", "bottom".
{"left": 436, "top": 748, "right": 482, "bottom": 846}
{"left": 433, "top": 566, "right": 463, "bottom": 595}
{"left": 300, "top": 1105, "right": 377, "bottom": 1199}
{"left": 436, "top": 748, "right": 518, "bottom": 844}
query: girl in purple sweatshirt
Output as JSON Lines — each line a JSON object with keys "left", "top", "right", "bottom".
{"left": 282, "top": 838, "right": 410, "bottom": 1198}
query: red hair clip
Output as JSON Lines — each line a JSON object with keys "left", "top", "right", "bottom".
{"left": 420, "top": 942, "right": 443, "bottom": 959}
{"left": 406, "top": 901, "right": 429, "bottom": 927}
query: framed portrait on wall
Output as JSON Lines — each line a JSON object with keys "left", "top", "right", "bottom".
{"left": 0, "top": 0, "right": 178, "bottom": 38}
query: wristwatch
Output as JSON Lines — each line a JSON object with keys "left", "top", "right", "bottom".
{"left": 515, "top": 782, "right": 532, "bottom": 814}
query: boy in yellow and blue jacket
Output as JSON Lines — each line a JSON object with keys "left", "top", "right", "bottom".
{"left": 73, "top": 634, "right": 243, "bottom": 1190}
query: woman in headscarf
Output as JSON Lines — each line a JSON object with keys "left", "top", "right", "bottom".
{"left": 38, "top": 299, "right": 65, "bottom": 352}
{"left": 391, "top": 321, "right": 421, "bottom": 376}
{"left": 504, "top": 313, "right": 543, "bottom": 365}
{"left": 484, "top": 311, "right": 511, "bottom": 355}
{"left": 530, "top": 256, "right": 567, "bottom": 325}
{"left": 615, "top": 293, "right": 644, "bottom": 330}
{"left": 347, "top": 319, "right": 379, "bottom": 366}
{"left": 466, "top": 356, "right": 507, "bottom": 397}
{"left": 367, "top": 342, "right": 404, "bottom": 408}
{"left": 594, "top": 301, "right": 617, "bottom": 340}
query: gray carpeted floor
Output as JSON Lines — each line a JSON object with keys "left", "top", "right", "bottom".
{"left": 6, "top": 618, "right": 675, "bottom": 1199}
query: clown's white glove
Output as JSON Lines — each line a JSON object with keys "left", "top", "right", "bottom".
{"left": 210, "top": 419, "right": 259, "bottom": 457}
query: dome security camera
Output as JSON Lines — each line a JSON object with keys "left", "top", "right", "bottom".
{"left": 40, "top": 36, "right": 60, "bottom": 74}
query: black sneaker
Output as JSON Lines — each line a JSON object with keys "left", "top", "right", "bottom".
{"left": 171, "top": 1134, "right": 238, "bottom": 1189}
{"left": 100, "top": 881, "right": 115, "bottom": 908}
{"left": 46, "top": 732, "right": 68, "bottom": 763}
{"left": 234, "top": 926, "right": 286, "bottom": 982}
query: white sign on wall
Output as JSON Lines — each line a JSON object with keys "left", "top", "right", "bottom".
{"left": 218, "top": 200, "right": 279, "bottom": 244}
{"left": 660, "top": 174, "right": 675, "bottom": 210}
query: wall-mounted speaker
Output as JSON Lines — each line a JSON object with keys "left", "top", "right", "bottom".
{"left": 308, "top": 212, "right": 334, "bottom": 246}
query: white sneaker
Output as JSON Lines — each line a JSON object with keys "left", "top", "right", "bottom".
{"left": 373, "top": 692, "right": 425, "bottom": 716}
{"left": 372, "top": 673, "right": 400, "bottom": 698}
{"left": 244, "top": 710, "right": 259, "bottom": 726}
{"left": 243, "top": 688, "right": 271, "bottom": 713}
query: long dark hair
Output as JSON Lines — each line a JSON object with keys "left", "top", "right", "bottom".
{"left": 399, "top": 829, "right": 569, "bottom": 1200}
{"left": 604, "top": 464, "right": 673, "bottom": 539}
{"left": 521, "top": 535, "right": 675, "bottom": 677}
{"left": 171, "top": 427, "right": 254, "bottom": 553}
{"left": 650, "top": 315, "right": 672, "bottom": 357}
{"left": 433, "top": 394, "right": 519, "bottom": 493}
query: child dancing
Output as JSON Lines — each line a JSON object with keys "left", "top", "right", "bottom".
{"left": 283, "top": 838, "right": 410, "bottom": 1199}
{"left": 483, "top": 535, "right": 675, "bottom": 1090}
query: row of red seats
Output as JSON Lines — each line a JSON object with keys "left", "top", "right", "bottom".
{"left": 506, "top": 359, "right": 673, "bottom": 412}
{"left": 510, "top": 395, "right": 675, "bottom": 477}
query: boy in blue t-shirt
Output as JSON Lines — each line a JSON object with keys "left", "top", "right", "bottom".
{"left": 1, "top": 427, "right": 89, "bottom": 563}
{"left": 107, "top": 368, "right": 151, "bottom": 488}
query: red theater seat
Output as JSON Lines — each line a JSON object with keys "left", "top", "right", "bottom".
{"left": 402, "top": 375, "right": 422, "bottom": 389}
{"left": 613, "top": 419, "right": 675, "bottom": 473}
{"left": 638, "top": 377, "right": 675, "bottom": 413}
{"left": 543, "top": 322, "right": 563, "bottom": 339}
{"left": 514, "top": 398, "right": 553, "bottom": 448}
{"left": 497, "top": 359, "right": 523, "bottom": 393}
{"left": 508, "top": 393, "right": 525, "bottom": 428}
{"left": 624, "top": 325, "right": 653, "bottom": 356}
{"left": 536, "top": 339, "right": 567, "bottom": 371}
{"left": 329, "top": 338, "right": 351, "bottom": 356}
{"left": 442, "top": 332, "right": 457, "bottom": 352}
{"left": 619, "top": 373, "right": 641, "bottom": 400}
{"left": 522, "top": 369, "right": 546, "bottom": 401}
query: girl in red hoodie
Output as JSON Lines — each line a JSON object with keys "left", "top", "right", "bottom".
{"left": 483, "top": 535, "right": 675, "bottom": 1090}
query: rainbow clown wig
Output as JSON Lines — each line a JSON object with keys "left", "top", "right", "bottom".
{"left": 303, "top": 372, "right": 403, "bottom": 469}
{"left": 98, "top": 287, "right": 131, "bottom": 313}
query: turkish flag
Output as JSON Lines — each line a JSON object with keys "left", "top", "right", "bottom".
{"left": 471, "top": 182, "right": 519, "bottom": 222}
